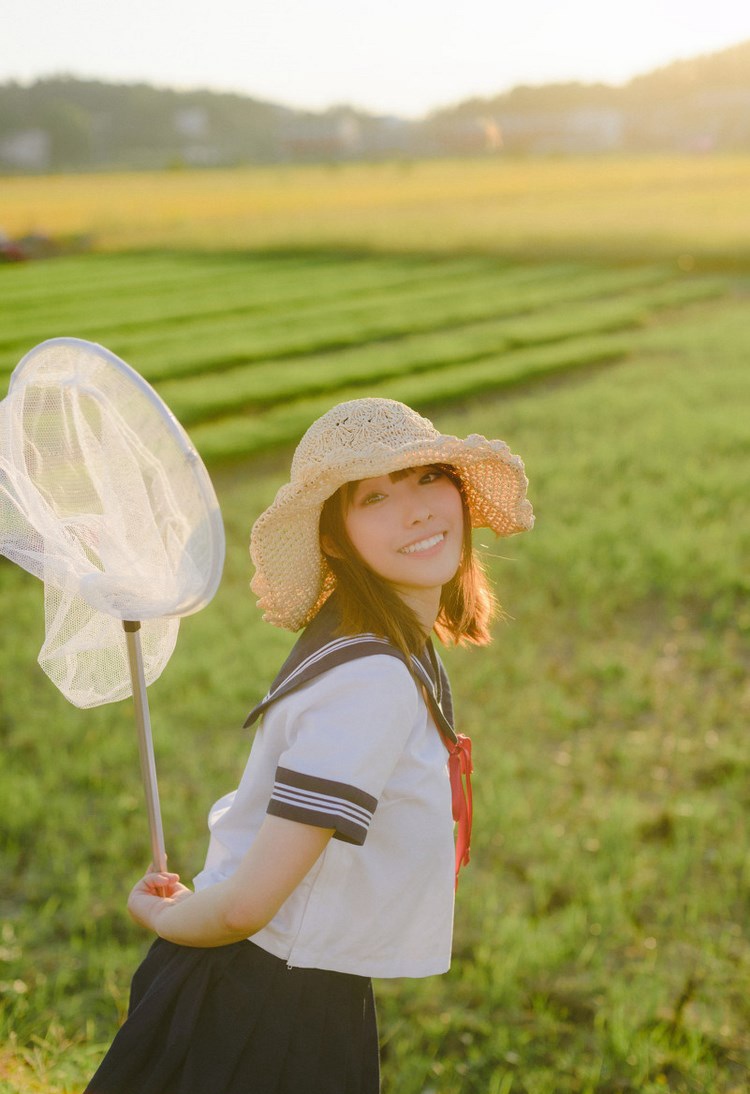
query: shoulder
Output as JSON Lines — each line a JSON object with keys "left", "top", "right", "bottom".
{"left": 275, "top": 653, "right": 420, "bottom": 723}
{"left": 306, "top": 651, "right": 417, "bottom": 699}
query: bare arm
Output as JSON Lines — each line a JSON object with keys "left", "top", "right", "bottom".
{"left": 127, "top": 815, "right": 334, "bottom": 948}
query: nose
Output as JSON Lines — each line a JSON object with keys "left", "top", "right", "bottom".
{"left": 404, "top": 485, "right": 432, "bottom": 525}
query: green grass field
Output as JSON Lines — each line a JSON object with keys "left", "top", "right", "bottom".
{"left": 0, "top": 250, "right": 726, "bottom": 464}
{"left": 1, "top": 163, "right": 749, "bottom": 1092}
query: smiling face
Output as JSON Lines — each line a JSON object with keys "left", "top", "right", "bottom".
{"left": 340, "top": 465, "right": 465, "bottom": 630}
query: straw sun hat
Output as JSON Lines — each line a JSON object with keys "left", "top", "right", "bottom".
{"left": 250, "top": 398, "right": 534, "bottom": 631}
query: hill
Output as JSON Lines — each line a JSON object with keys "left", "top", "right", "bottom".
{"left": 429, "top": 40, "right": 750, "bottom": 155}
{"left": 1, "top": 39, "right": 750, "bottom": 171}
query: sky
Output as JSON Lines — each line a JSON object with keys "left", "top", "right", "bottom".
{"left": 5, "top": 0, "right": 750, "bottom": 117}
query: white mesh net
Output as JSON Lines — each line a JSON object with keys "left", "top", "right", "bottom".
{"left": 0, "top": 338, "right": 225, "bottom": 707}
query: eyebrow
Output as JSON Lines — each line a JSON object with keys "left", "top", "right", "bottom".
{"left": 356, "top": 467, "right": 419, "bottom": 492}
{"left": 347, "top": 465, "right": 434, "bottom": 504}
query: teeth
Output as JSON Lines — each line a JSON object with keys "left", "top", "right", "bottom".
{"left": 399, "top": 533, "right": 444, "bottom": 555}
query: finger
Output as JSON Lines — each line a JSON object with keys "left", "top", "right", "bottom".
{"left": 142, "top": 872, "right": 180, "bottom": 895}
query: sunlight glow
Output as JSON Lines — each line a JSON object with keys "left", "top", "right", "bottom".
{"left": 4, "top": 0, "right": 750, "bottom": 115}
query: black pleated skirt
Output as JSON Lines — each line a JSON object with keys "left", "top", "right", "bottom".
{"left": 85, "top": 938, "right": 380, "bottom": 1094}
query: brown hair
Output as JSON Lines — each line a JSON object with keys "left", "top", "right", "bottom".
{"left": 318, "top": 465, "right": 498, "bottom": 659}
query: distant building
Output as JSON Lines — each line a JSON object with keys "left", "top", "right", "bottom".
{"left": 0, "top": 128, "right": 51, "bottom": 170}
{"left": 281, "top": 113, "right": 362, "bottom": 160}
{"left": 498, "top": 107, "right": 624, "bottom": 153}
{"left": 360, "top": 116, "right": 415, "bottom": 157}
{"left": 171, "top": 105, "right": 224, "bottom": 165}
{"left": 174, "top": 106, "right": 210, "bottom": 139}
{"left": 433, "top": 117, "right": 503, "bottom": 155}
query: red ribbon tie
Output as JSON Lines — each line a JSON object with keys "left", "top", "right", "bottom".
{"left": 448, "top": 733, "right": 473, "bottom": 887}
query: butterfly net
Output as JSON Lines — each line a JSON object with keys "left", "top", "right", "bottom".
{"left": 0, "top": 338, "right": 225, "bottom": 708}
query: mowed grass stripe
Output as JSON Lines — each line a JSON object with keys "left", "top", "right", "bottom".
{"left": 0, "top": 255, "right": 561, "bottom": 364}
{"left": 157, "top": 289, "right": 682, "bottom": 426}
{"left": 0, "top": 252, "right": 407, "bottom": 346}
{"left": 0, "top": 251, "right": 271, "bottom": 307}
{"left": 0, "top": 251, "right": 501, "bottom": 334}
{"left": 188, "top": 331, "right": 632, "bottom": 463}
{"left": 0, "top": 259, "right": 580, "bottom": 375}
{"left": 0, "top": 249, "right": 346, "bottom": 307}
{"left": 181, "top": 274, "right": 726, "bottom": 460}
{"left": 102, "top": 262, "right": 579, "bottom": 362}
{"left": 0, "top": 256, "right": 550, "bottom": 362}
{"left": 94, "top": 264, "right": 678, "bottom": 384}
{"left": 0, "top": 249, "right": 726, "bottom": 471}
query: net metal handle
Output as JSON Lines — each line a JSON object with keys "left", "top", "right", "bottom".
{"left": 123, "top": 620, "right": 168, "bottom": 874}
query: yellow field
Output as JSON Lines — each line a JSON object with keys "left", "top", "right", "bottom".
{"left": 3, "top": 155, "right": 750, "bottom": 263}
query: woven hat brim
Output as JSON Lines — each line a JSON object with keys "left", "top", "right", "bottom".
{"left": 250, "top": 432, "right": 533, "bottom": 631}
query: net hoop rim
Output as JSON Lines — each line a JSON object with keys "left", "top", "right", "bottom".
{"left": 8, "top": 336, "right": 225, "bottom": 619}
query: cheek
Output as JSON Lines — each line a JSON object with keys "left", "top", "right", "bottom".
{"left": 442, "top": 481, "right": 465, "bottom": 522}
{"left": 444, "top": 486, "right": 468, "bottom": 557}
{"left": 342, "top": 509, "right": 378, "bottom": 560}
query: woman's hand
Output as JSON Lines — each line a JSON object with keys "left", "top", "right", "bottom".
{"left": 127, "top": 869, "right": 193, "bottom": 932}
{"left": 122, "top": 818, "right": 333, "bottom": 947}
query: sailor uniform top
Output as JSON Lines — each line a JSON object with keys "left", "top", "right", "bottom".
{"left": 193, "top": 594, "right": 467, "bottom": 979}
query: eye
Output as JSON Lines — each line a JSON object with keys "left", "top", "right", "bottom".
{"left": 419, "top": 468, "right": 443, "bottom": 484}
{"left": 361, "top": 491, "right": 385, "bottom": 506}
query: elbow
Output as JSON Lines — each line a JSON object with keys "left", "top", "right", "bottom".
{"left": 220, "top": 893, "right": 273, "bottom": 939}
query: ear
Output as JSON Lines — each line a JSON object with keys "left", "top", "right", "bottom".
{"left": 321, "top": 533, "right": 342, "bottom": 560}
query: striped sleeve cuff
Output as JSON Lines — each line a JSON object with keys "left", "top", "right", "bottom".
{"left": 267, "top": 766, "right": 378, "bottom": 846}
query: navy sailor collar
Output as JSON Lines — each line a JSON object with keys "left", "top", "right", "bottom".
{"left": 243, "top": 592, "right": 456, "bottom": 743}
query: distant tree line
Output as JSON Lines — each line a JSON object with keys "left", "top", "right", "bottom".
{"left": 437, "top": 39, "right": 750, "bottom": 154}
{"left": 1, "top": 39, "right": 749, "bottom": 172}
{"left": 0, "top": 79, "right": 289, "bottom": 170}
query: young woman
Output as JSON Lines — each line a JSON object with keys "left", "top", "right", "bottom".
{"left": 86, "top": 397, "right": 533, "bottom": 1094}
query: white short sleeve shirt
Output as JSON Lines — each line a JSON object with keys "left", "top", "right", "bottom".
{"left": 193, "top": 655, "right": 456, "bottom": 978}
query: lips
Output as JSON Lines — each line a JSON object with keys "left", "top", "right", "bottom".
{"left": 398, "top": 532, "right": 445, "bottom": 555}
